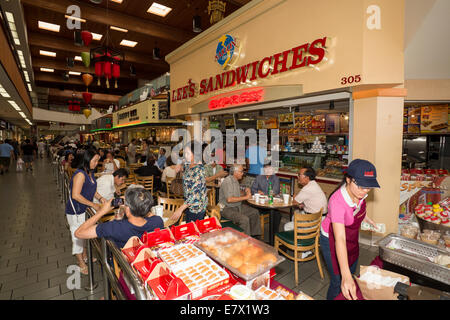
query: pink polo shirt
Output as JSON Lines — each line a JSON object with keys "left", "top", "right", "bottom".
{"left": 321, "top": 185, "right": 367, "bottom": 237}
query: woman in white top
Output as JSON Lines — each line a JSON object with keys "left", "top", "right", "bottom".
{"left": 161, "top": 156, "right": 177, "bottom": 183}
{"left": 102, "top": 151, "right": 120, "bottom": 174}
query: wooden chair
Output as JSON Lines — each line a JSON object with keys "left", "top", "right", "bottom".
{"left": 157, "top": 196, "right": 185, "bottom": 225}
{"left": 118, "top": 158, "right": 126, "bottom": 169}
{"left": 128, "top": 163, "right": 142, "bottom": 175}
{"left": 260, "top": 212, "right": 270, "bottom": 241}
{"left": 165, "top": 177, "right": 183, "bottom": 199}
{"left": 135, "top": 175, "right": 154, "bottom": 194}
{"left": 274, "top": 209, "right": 324, "bottom": 285}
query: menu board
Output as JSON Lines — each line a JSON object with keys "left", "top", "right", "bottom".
{"left": 420, "top": 105, "right": 448, "bottom": 133}
{"left": 311, "top": 115, "right": 325, "bottom": 134}
{"left": 257, "top": 118, "right": 278, "bottom": 129}
{"left": 407, "top": 106, "right": 421, "bottom": 133}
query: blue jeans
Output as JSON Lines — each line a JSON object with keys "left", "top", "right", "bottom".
{"left": 320, "top": 233, "right": 358, "bottom": 300}
{"left": 185, "top": 209, "right": 205, "bottom": 223}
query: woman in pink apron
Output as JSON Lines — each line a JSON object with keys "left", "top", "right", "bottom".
{"left": 320, "top": 159, "right": 380, "bottom": 300}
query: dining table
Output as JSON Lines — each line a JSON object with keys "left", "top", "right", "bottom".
{"left": 247, "top": 195, "right": 295, "bottom": 246}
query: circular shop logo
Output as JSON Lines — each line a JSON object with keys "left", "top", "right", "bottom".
{"left": 215, "top": 35, "right": 237, "bottom": 69}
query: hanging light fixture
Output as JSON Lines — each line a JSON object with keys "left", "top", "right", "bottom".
{"left": 90, "top": 0, "right": 124, "bottom": 88}
{"left": 193, "top": 8, "right": 202, "bottom": 33}
{"left": 152, "top": 44, "right": 161, "bottom": 60}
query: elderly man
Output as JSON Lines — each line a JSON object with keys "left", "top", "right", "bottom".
{"left": 94, "top": 168, "right": 129, "bottom": 204}
{"left": 294, "top": 167, "right": 327, "bottom": 214}
{"left": 218, "top": 164, "right": 261, "bottom": 237}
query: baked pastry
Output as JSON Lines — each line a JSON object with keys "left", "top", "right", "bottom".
{"left": 228, "top": 253, "right": 244, "bottom": 269}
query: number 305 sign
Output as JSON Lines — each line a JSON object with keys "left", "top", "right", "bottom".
{"left": 341, "top": 75, "right": 361, "bottom": 86}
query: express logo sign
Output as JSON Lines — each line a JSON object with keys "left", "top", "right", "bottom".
{"left": 215, "top": 34, "right": 238, "bottom": 69}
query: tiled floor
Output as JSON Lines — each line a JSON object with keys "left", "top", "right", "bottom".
{"left": 0, "top": 158, "right": 379, "bottom": 300}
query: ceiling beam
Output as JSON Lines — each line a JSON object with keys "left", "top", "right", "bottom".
{"left": 21, "top": 0, "right": 193, "bottom": 45}
{"left": 31, "top": 57, "right": 159, "bottom": 80}
{"left": 28, "top": 32, "right": 169, "bottom": 72}
{"left": 48, "top": 88, "right": 120, "bottom": 104}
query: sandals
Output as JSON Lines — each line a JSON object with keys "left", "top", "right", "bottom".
{"left": 79, "top": 264, "right": 89, "bottom": 275}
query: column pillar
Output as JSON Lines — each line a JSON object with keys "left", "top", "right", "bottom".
{"left": 352, "top": 88, "right": 407, "bottom": 242}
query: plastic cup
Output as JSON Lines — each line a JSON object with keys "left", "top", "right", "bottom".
{"left": 282, "top": 194, "right": 290, "bottom": 204}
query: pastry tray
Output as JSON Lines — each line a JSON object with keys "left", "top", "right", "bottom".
{"left": 195, "top": 228, "right": 285, "bottom": 281}
{"left": 377, "top": 234, "right": 450, "bottom": 285}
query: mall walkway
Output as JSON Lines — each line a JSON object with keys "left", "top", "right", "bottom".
{"left": 0, "top": 157, "right": 103, "bottom": 300}
{"left": 0, "top": 157, "right": 379, "bottom": 300}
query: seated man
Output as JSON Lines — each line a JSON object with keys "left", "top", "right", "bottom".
{"left": 285, "top": 167, "right": 327, "bottom": 231}
{"left": 134, "top": 157, "right": 162, "bottom": 191}
{"left": 94, "top": 168, "right": 129, "bottom": 203}
{"left": 251, "top": 163, "right": 282, "bottom": 233}
{"left": 156, "top": 148, "right": 167, "bottom": 170}
{"left": 75, "top": 187, "right": 165, "bottom": 249}
{"left": 218, "top": 164, "right": 261, "bottom": 237}
{"left": 205, "top": 152, "right": 228, "bottom": 183}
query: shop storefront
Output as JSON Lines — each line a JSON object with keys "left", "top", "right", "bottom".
{"left": 166, "top": 0, "right": 409, "bottom": 240}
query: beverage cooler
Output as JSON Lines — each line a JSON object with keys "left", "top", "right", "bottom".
{"left": 402, "top": 135, "right": 450, "bottom": 170}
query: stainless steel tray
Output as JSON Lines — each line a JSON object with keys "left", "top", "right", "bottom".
{"left": 195, "top": 228, "right": 285, "bottom": 281}
{"left": 377, "top": 234, "right": 450, "bottom": 285}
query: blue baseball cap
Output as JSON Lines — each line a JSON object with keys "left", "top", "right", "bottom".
{"left": 347, "top": 159, "right": 380, "bottom": 188}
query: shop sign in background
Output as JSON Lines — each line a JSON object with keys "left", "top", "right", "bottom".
{"left": 420, "top": 105, "right": 448, "bottom": 133}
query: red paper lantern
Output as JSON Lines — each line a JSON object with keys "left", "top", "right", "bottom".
{"left": 112, "top": 56, "right": 120, "bottom": 88}
{"left": 73, "top": 100, "right": 81, "bottom": 111}
{"left": 81, "top": 31, "right": 93, "bottom": 46}
{"left": 82, "top": 92, "right": 93, "bottom": 105}
{"left": 94, "top": 53, "right": 104, "bottom": 85}
{"left": 68, "top": 100, "right": 73, "bottom": 111}
{"left": 103, "top": 52, "right": 112, "bottom": 88}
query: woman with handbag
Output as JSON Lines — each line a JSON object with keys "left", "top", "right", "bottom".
{"left": 65, "top": 149, "right": 106, "bottom": 275}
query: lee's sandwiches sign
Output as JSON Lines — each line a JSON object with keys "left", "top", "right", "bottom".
{"left": 171, "top": 35, "right": 328, "bottom": 110}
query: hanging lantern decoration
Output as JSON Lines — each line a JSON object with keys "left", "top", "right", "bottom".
{"left": 83, "top": 108, "right": 92, "bottom": 119}
{"left": 94, "top": 53, "right": 104, "bottom": 85}
{"left": 81, "top": 52, "right": 91, "bottom": 68}
{"left": 82, "top": 73, "right": 94, "bottom": 91}
{"left": 82, "top": 92, "right": 93, "bottom": 105}
{"left": 68, "top": 100, "right": 73, "bottom": 111}
{"left": 81, "top": 31, "right": 93, "bottom": 46}
{"left": 112, "top": 56, "right": 120, "bottom": 88}
{"left": 90, "top": 46, "right": 124, "bottom": 89}
{"left": 73, "top": 99, "right": 81, "bottom": 111}
{"left": 208, "top": 0, "right": 226, "bottom": 25}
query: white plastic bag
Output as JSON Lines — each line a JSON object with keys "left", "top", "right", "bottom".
{"left": 16, "top": 158, "right": 24, "bottom": 172}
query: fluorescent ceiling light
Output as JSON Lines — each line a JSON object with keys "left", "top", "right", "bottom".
{"left": 147, "top": 2, "right": 172, "bottom": 17}
{"left": 110, "top": 26, "right": 128, "bottom": 33}
{"left": 17, "top": 50, "right": 26, "bottom": 69}
{"left": 68, "top": 71, "right": 81, "bottom": 76}
{"left": 110, "top": 0, "right": 123, "bottom": 3}
{"left": 5, "top": 12, "right": 15, "bottom": 23}
{"left": 92, "top": 32, "right": 102, "bottom": 41}
{"left": 40, "top": 50, "right": 56, "bottom": 57}
{"left": 74, "top": 56, "right": 82, "bottom": 61}
{"left": 25, "top": 119, "right": 32, "bottom": 125}
{"left": 120, "top": 39, "right": 137, "bottom": 47}
{"left": 19, "top": 112, "right": 27, "bottom": 119}
{"left": 23, "top": 71, "right": 30, "bottom": 82}
{"left": 27, "top": 84, "right": 32, "bottom": 92}
{"left": 40, "top": 68, "right": 54, "bottom": 72}
{"left": 64, "top": 15, "right": 86, "bottom": 23}
{"left": 8, "top": 101, "right": 21, "bottom": 111}
{"left": 0, "top": 85, "right": 10, "bottom": 98}
{"left": 38, "top": 21, "right": 60, "bottom": 32}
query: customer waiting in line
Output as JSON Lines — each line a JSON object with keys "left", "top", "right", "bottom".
{"left": 126, "top": 139, "right": 137, "bottom": 164}
{"left": 320, "top": 159, "right": 380, "bottom": 300}
{"left": 156, "top": 147, "right": 167, "bottom": 170}
{"left": 65, "top": 149, "right": 106, "bottom": 275}
{"left": 134, "top": 156, "right": 162, "bottom": 191}
{"left": 172, "top": 140, "right": 208, "bottom": 223}
{"left": 94, "top": 168, "right": 129, "bottom": 203}
{"left": 75, "top": 187, "right": 176, "bottom": 249}
{"left": 284, "top": 167, "right": 328, "bottom": 231}
{"left": 102, "top": 150, "right": 120, "bottom": 174}
{"left": 205, "top": 151, "right": 228, "bottom": 183}
{"left": 0, "top": 139, "right": 15, "bottom": 175}
{"left": 218, "top": 164, "right": 261, "bottom": 237}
